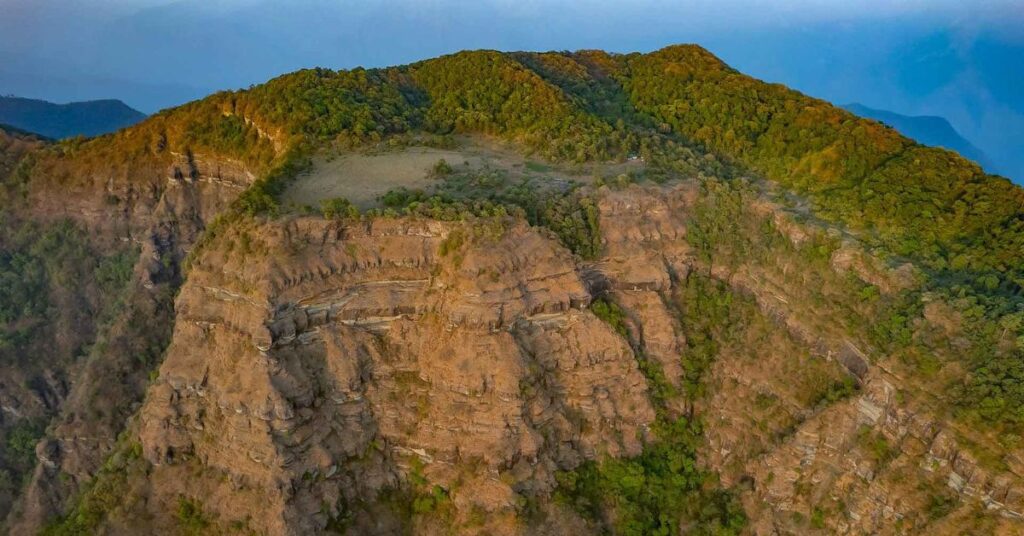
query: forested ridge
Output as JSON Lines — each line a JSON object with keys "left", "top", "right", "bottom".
{"left": 3, "top": 43, "right": 1024, "bottom": 534}
{"left": 7, "top": 44, "right": 1023, "bottom": 430}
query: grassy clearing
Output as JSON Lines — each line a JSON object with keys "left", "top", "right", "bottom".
{"left": 282, "top": 135, "right": 646, "bottom": 210}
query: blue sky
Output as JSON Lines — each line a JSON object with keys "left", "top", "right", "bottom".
{"left": 1, "top": 0, "right": 1022, "bottom": 180}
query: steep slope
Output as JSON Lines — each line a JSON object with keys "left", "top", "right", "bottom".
{"left": 0, "top": 97, "right": 146, "bottom": 139}
{"left": 0, "top": 98, "right": 267, "bottom": 530}
{"left": 842, "top": 103, "right": 996, "bottom": 174}
{"left": 0, "top": 45, "right": 1021, "bottom": 535}
{"left": 42, "top": 178, "right": 1024, "bottom": 535}
{"left": 0, "top": 125, "right": 45, "bottom": 180}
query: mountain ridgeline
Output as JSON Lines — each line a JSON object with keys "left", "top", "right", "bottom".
{"left": 842, "top": 103, "right": 997, "bottom": 175}
{"left": 1, "top": 45, "right": 1023, "bottom": 535}
{"left": 0, "top": 96, "right": 146, "bottom": 140}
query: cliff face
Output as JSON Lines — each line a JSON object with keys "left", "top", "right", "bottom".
{"left": 135, "top": 215, "right": 653, "bottom": 534}
{"left": 3, "top": 149, "right": 257, "bottom": 532}
{"left": 48, "top": 182, "right": 1020, "bottom": 535}
{"left": 4, "top": 44, "right": 1024, "bottom": 535}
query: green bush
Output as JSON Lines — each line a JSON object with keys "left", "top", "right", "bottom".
{"left": 813, "top": 377, "right": 859, "bottom": 407}
{"left": 4, "top": 419, "right": 44, "bottom": 472}
{"left": 320, "top": 197, "right": 359, "bottom": 219}
{"left": 176, "top": 497, "right": 212, "bottom": 534}
{"left": 430, "top": 158, "right": 453, "bottom": 177}
{"left": 590, "top": 297, "right": 630, "bottom": 340}
{"left": 856, "top": 426, "right": 897, "bottom": 467}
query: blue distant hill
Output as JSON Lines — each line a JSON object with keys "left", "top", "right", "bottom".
{"left": 0, "top": 95, "right": 146, "bottom": 139}
{"left": 843, "top": 103, "right": 997, "bottom": 174}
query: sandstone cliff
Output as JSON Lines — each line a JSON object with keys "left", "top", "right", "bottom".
{"left": 3, "top": 148, "right": 257, "bottom": 532}
{"left": 37, "top": 181, "right": 1024, "bottom": 535}
{"left": 3, "top": 44, "right": 1023, "bottom": 536}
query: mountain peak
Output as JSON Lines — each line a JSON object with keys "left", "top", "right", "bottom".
{"left": 0, "top": 95, "right": 146, "bottom": 139}
{"left": 3, "top": 46, "right": 1024, "bottom": 536}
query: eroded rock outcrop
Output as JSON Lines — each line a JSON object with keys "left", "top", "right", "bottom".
{"left": 136, "top": 218, "right": 655, "bottom": 534}
{"left": 35, "top": 182, "right": 1024, "bottom": 535}
{"left": 5, "top": 152, "right": 257, "bottom": 534}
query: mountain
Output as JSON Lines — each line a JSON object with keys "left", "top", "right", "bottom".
{"left": 0, "top": 45, "right": 1023, "bottom": 535}
{"left": 0, "top": 123, "right": 46, "bottom": 179}
{"left": 0, "top": 96, "right": 146, "bottom": 139}
{"left": 843, "top": 102, "right": 998, "bottom": 173}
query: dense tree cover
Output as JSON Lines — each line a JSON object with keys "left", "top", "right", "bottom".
{"left": 618, "top": 45, "right": 1024, "bottom": 291}
{"left": 234, "top": 67, "right": 419, "bottom": 144}
{"left": 409, "top": 50, "right": 633, "bottom": 163}
{"left": 608, "top": 45, "right": 1024, "bottom": 431}
{"left": 556, "top": 418, "right": 746, "bottom": 536}
{"left": 0, "top": 218, "right": 134, "bottom": 353}
{"left": 511, "top": 51, "right": 639, "bottom": 124}
{"left": 512, "top": 50, "right": 743, "bottom": 181}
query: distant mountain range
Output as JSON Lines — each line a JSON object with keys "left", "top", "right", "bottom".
{"left": 0, "top": 122, "right": 49, "bottom": 140}
{"left": 843, "top": 103, "right": 996, "bottom": 173}
{"left": 0, "top": 95, "right": 146, "bottom": 139}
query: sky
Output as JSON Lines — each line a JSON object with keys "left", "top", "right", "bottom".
{"left": 1, "top": 0, "right": 1022, "bottom": 180}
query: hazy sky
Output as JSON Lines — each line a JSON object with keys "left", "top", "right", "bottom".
{"left": 1, "top": 0, "right": 1022, "bottom": 179}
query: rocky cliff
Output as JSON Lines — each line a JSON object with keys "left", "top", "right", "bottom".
{"left": 27, "top": 181, "right": 1021, "bottom": 535}
{"left": 2, "top": 147, "right": 257, "bottom": 533}
{"left": 2, "top": 44, "right": 1023, "bottom": 535}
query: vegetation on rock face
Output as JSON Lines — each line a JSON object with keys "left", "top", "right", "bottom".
{"left": 0, "top": 418, "right": 45, "bottom": 509}
{"left": 5, "top": 42, "right": 1024, "bottom": 533}
{"left": 0, "top": 215, "right": 138, "bottom": 522}
{"left": 41, "top": 439, "right": 146, "bottom": 536}
{"left": 376, "top": 168, "right": 603, "bottom": 259}
{"left": 565, "top": 289, "right": 747, "bottom": 535}
{"left": 555, "top": 417, "right": 746, "bottom": 536}
{"left": 409, "top": 50, "right": 626, "bottom": 163}
{"left": 0, "top": 217, "right": 135, "bottom": 356}
{"left": 616, "top": 45, "right": 1024, "bottom": 431}
{"left": 589, "top": 297, "right": 629, "bottom": 339}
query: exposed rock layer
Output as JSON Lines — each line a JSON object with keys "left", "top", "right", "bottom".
{"left": 123, "top": 183, "right": 1024, "bottom": 534}
{"left": 5, "top": 152, "right": 256, "bottom": 533}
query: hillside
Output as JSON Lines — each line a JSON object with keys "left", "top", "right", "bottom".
{"left": 0, "top": 96, "right": 146, "bottom": 139}
{"left": 843, "top": 103, "right": 997, "bottom": 175}
{"left": 0, "top": 45, "right": 1022, "bottom": 535}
